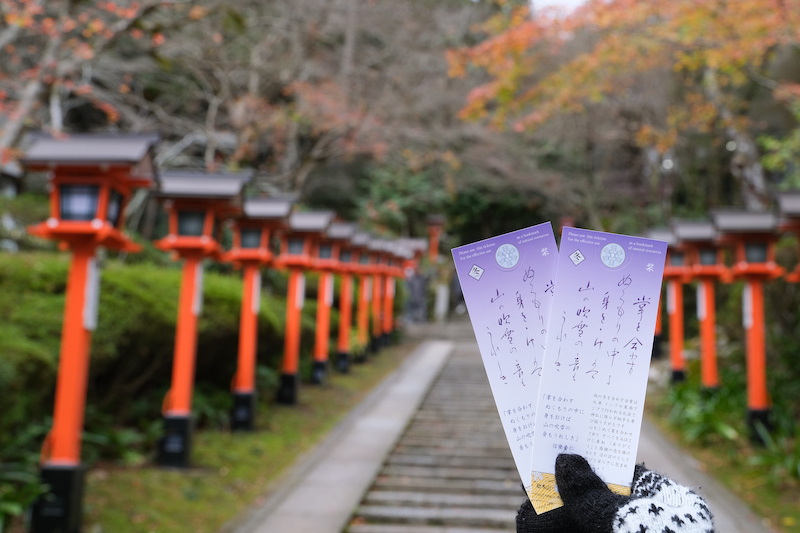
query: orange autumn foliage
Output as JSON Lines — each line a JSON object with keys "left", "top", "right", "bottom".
{"left": 450, "top": 0, "right": 800, "bottom": 152}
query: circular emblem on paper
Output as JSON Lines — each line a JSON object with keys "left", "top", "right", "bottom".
{"left": 601, "top": 243, "right": 626, "bottom": 268}
{"left": 495, "top": 243, "right": 520, "bottom": 269}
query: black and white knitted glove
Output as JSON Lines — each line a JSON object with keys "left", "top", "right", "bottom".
{"left": 516, "top": 453, "right": 715, "bottom": 533}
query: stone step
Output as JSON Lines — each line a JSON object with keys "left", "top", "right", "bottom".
{"left": 391, "top": 445, "right": 513, "bottom": 459}
{"left": 363, "top": 490, "right": 522, "bottom": 509}
{"left": 387, "top": 454, "right": 515, "bottom": 470}
{"left": 373, "top": 476, "right": 522, "bottom": 495}
{"left": 355, "top": 505, "right": 514, "bottom": 529}
{"left": 397, "top": 437, "right": 509, "bottom": 449}
{"left": 349, "top": 522, "right": 512, "bottom": 533}
{"left": 380, "top": 465, "right": 517, "bottom": 481}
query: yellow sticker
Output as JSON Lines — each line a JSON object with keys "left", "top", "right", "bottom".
{"left": 530, "top": 472, "right": 631, "bottom": 514}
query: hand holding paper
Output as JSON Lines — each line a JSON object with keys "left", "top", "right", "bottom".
{"left": 452, "top": 224, "right": 667, "bottom": 512}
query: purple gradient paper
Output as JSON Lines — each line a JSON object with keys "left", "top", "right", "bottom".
{"left": 451, "top": 223, "right": 559, "bottom": 492}
{"left": 529, "top": 227, "right": 667, "bottom": 513}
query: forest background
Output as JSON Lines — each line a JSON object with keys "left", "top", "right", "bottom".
{"left": 2, "top": 0, "right": 800, "bottom": 531}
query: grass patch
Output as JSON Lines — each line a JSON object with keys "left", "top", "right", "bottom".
{"left": 79, "top": 342, "right": 415, "bottom": 533}
{"left": 646, "top": 360, "right": 800, "bottom": 532}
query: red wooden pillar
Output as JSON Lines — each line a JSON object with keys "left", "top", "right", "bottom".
{"left": 165, "top": 255, "right": 204, "bottom": 417}
{"left": 312, "top": 272, "right": 334, "bottom": 382}
{"left": 697, "top": 278, "right": 720, "bottom": 389}
{"left": 230, "top": 263, "right": 261, "bottom": 429}
{"left": 46, "top": 244, "right": 99, "bottom": 466}
{"left": 744, "top": 278, "right": 768, "bottom": 412}
{"left": 383, "top": 275, "right": 395, "bottom": 340}
{"left": 371, "top": 270, "right": 384, "bottom": 351}
{"left": 278, "top": 268, "right": 305, "bottom": 403}
{"left": 337, "top": 272, "right": 354, "bottom": 371}
{"left": 666, "top": 279, "right": 686, "bottom": 382}
{"left": 356, "top": 275, "right": 371, "bottom": 361}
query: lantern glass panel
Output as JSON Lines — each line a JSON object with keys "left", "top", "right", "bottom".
{"left": 339, "top": 250, "right": 352, "bottom": 263}
{"left": 106, "top": 189, "right": 123, "bottom": 227}
{"left": 669, "top": 252, "right": 685, "bottom": 266}
{"left": 745, "top": 242, "right": 768, "bottom": 263}
{"left": 240, "top": 228, "right": 262, "bottom": 249}
{"left": 699, "top": 248, "right": 717, "bottom": 266}
{"left": 177, "top": 210, "right": 206, "bottom": 236}
{"left": 318, "top": 243, "right": 333, "bottom": 259}
{"left": 59, "top": 184, "right": 99, "bottom": 221}
{"left": 287, "top": 238, "right": 305, "bottom": 255}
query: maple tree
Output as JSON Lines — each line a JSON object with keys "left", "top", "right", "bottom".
{"left": 0, "top": 0, "right": 186, "bottom": 163}
{"left": 449, "top": 0, "right": 800, "bottom": 209}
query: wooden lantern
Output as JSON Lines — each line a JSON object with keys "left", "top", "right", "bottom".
{"left": 226, "top": 198, "right": 293, "bottom": 431}
{"left": 22, "top": 132, "right": 159, "bottom": 533}
{"left": 152, "top": 170, "right": 252, "bottom": 466}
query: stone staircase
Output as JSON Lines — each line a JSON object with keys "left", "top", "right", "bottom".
{"left": 347, "top": 342, "right": 522, "bottom": 533}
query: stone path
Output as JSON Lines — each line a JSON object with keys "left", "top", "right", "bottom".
{"left": 346, "top": 341, "right": 520, "bottom": 533}
{"left": 231, "top": 319, "right": 777, "bottom": 533}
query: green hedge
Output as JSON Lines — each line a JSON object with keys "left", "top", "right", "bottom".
{"left": 0, "top": 252, "right": 330, "bottom": 462}
{"left": 0, "top": 251, "right": 407, "bottom": 465}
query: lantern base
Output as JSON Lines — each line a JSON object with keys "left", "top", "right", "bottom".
{"left": 231, "top": 392, "right": 256, "bottom": 432}
{"left": 670, "top": 370, "right": 686, "bottom": 383}
{"left": 370, "top": 337, "right": 381, "bottom": 354}
{"left": 157, "top": 415, "right": 193, "bottom": 468}
{"left": 336, "top": 352, "right": 350, "bottom": 373}
{"left": 747, "top": 409, "right": 772, "bottom": 444}
{"left": 30, "top": 464, "right": 86, "bottom": 533}
{"left": 310, "top": 361, "right": 327, "bottom": 385}
{"left": 276, "top": 373, "right": 298, "bottom": 405}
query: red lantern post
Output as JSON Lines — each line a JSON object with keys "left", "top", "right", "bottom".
{"left": 153, "top": 170, "right": 251, "bottom": 466}
{"left": 309, "top": 218, "right": 352, "bottom": 384}
{"left": 672, "top": 219, "right": 731, "bottom": 390}
{"left": 382, "top": 244, "right": 410, "bottom": 343}
{"left": 225, "top": 198, "right": 293, "bottom": 430}
{"left": 426, "top": 214, "right": 446, "bottom": 264}
{"left": 648, "top": 228, "right": 691, "bottom": 382}
{"left": 273, "top": 211, "right": 333, "bottom": 403}
{"left": 368, "top": 239, "right": 387, "bottom": 351}
{"left": 22, "top": 133, "right": 159, "bottom": 533}
{"left": 351, "top": 232, "right": 373, "bottom": 363}
{"left": 711, "top": 209, "right": 783, "bottom": 437}
{"left": 324, "top": 223, "right": 357, "bottom": 373}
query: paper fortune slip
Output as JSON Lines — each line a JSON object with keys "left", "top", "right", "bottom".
{"left": 529, "top": 227, "right": 667, "bottom": 513}
{"left": 452, "top": 224, "right": 667, "bottom": 510}
{"left": 451, "top": 223, "right": 559, "bottom": 493}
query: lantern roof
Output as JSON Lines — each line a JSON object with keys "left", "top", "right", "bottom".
{"left": 645, "top": 227, "right": 677, "bottom": 247}
{"left": 242, "top": 197, "right": 294, "bottom": 220}
{"left": 156, "top": 170, "right": 252, "bottom": 200}
{"left": 397, "top": 237, "right": 427, "bottom": 253}
{"left": 351, "top": 231, "right": 371, "bottom": 248}
{"left": 288, "top": 210, "right": 334, "bottom": 233}
{"left": 775, "top": 191, "right": 800, "bottom": 217}
{"left": 710, "top": 209, "right": 778, "bottom": 234}
{"left": 367, "top": 238, "right": 390, "bottom": 252}
{"left": 671, "top": 219, "right": 717, "bottom": 243}
{"left": 22, "top": 132, "right": 160, "bottom": 168}
{"left": 327, "top": 221, "right": 356, "bottom": 241}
